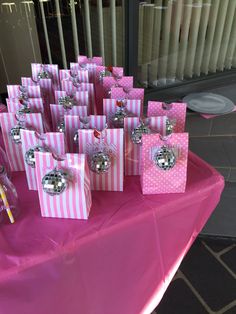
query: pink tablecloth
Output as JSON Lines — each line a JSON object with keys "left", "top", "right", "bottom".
{"left": 0, "top": 152, "right": 224, "bottom": 314}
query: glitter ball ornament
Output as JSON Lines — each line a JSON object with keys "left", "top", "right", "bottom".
{"left": 59, "top": 96, "right": 74, "bottom": 110}
{"left": 25, "top": 146, "right": 49, "bottom": 168}
{"left": 42, "top": 169, "right": 68, "bottom": 196}
{"left": 166, "top": 118, "right": 174, "bottom": 136}
{"left": 154, "top": 146, "right": 176, "bottom": 170}
{"left": 37, "top": 70, "right": 50, "bottom": 80}
{"left": 99, "top": 69, "right": 112, "bottom": 82}
{"left": 90, "top": 152, "right": 111, "bottom": 174}
{"left": 112, "top": 109, "right": 128, "bottom": 128}
{"left": 18, "top": 106, "right": 31, "bottom": 114}
{"left": 131, "top": 123, "right": 151, "bottom": 144}
{"left": 73, "top": 131, "right": 78, "bottom": 143}
{"left": 10, "top": 125, "right": 26, "bottom": 144}
{"left": 57, "top": 120, "right": 65, "bottom": 133}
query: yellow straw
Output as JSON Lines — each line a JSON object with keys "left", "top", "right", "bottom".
{"left": 0, "top": 183, "right": 15, "bottom": 224}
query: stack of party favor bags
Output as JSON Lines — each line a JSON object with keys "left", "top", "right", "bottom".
{"left": 0, "top": 56, "right": 188, "bottom": 220}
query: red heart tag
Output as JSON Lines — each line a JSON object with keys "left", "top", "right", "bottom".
{"left": 116, "top": 100, "right": 123, "bottom": 108}
{"left": 107, "top": 66, "right": 113, "bottom": 73}
{"left": 94, "top": 129, "right": 101, "bottom": 139}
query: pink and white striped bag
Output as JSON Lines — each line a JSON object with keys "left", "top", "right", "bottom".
{"left": 6, "top": 98, "right": 51, "bottom": 132}
{"left": 76, "top": 56, "right": 103, "bottom": 83}
{"left": 124, "top": 116, "right": 167, "bottom": 176}
{"left": 78, "top": 128, "right": 124, "bottom": 191}
{"left": 35, "top": 152, "right": 92, "bottom": 219}
{"left": 50, "top": 104, "right": 88, "bottom": 132}
{"left": 59, "top": 69, "right": 89, "bottom": 83}
{"left": 65, "top": 115, "right": 107, "bottom": 153}
{"left": 7, "top": 85, "right": 41, "bottom": 99}
{"left": 110, "top": 87, "right": 144, "bottom": 110}
{"left": 140, "top": 133, "right": 189, "bottom": 194}
{"left": 103, "top": 99, "right": 142, "bottom": 128}
{"left": 21, "top": 77, "right": 54, "bottom": 122}
{"left": 94, "top": 66, "right": 124, "bottom": 114}
{"left": 21, "top": 130, "right": 66, "bottom": 190}
{"left": 0, "top": 112, "right": 44, "bottom": 171}
{"left": 147, "top": 102, "right": 187, "bottom": 133}
{"left": 60, "top": 80, "right": 95, "bottom": 114}
{"left": 31, "top": 63, "right": 60, "bottom": 90}
{"left": 54, "top": 90, "right": 89, "bottom": 107}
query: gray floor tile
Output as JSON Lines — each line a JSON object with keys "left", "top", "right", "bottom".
{"left": 156, "top": 279, "right": 208, "bottom": 314}
{"left": 224, "top": 306, "right": 236, "bottom": 314}
{"left": 221, "top": 247, "right": 236, "bottom": 274}
{"left": 180, "top": 240, "right": 236, "bottom": 311}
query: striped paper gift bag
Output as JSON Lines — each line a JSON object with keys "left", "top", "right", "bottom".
{"left": 21, "top": 130, "right": 66, "bottom": 190}
{"left": 21, "top": 77, "right": 54, "bottom": 122}
{"left": 110, "top": 87, "right": 145, "bottom": 110}
{"left": 0, "top": 112, "right": 44, "bottom": 171}
{"left": 147, "top": 101, "right": 187, "bottom": 133}
{"left": 103, "top": 99, "right": 142, "bottom": 128}
{"left": 78, "top": 128, "right": 124, "bottom": 191}
{"left": 94, "top": 66, "right": 124, "bottom": 114}
{"left": 35, "top": 152, "right": 92, "bottom": 219}
{"left": 31, "top": 63, "right": 60, "bottom": 90}
{"left": 50, "top": 104, "right": 88, "bottom": 132}
{"left": 6, "top": 98, "right": 51, "bottom": 132}
{"left": 124, "top": 116, "right": 167, "bottom": 176}
{"left": 60, "top": 81, "right": 95, "bottom": 114}
{"left": 7, "top": 85, "right": 41, "bottom": 99}
{"left": 54, "top": 90, "right": 89, "bottom": 107}
{"left": 140, "top": 133, "right": 189, "bottom": 194}
{"left": 65, "top": 115, "right": 107, "bottom": 153}
{"left": 76, "top": 56, "right": 103, "bottom": 83}
{"left": 59, "top": 69, "right": 89, "bottom": 83}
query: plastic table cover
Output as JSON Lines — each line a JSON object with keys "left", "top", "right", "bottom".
{"left": 0, "top": 152, "right": 224, "bottom": 314}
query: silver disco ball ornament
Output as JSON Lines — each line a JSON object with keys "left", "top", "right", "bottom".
{"left": 154, "top": 146, "right": 176, "bottom": 171}
{"left": 59, "top": 96, "right": 74, "bottom": 110}
{"left": 42, "top": 169, "right": 68, "bottom": 196}
{"left": 166, "top": 118, "right": 174, "bottom": 136}
{"left": 131, "top": 123, "right": 151, "bottom": 145}
{"left": 73, "top": 131, "right": 78, "bottom": 143}
{"left": 10, "top": 125, "right": 26, "bottom": 144}
{"left": 112, "top": 109, "right": 128, "bottom": 128}
{"left": 25, "top": 146, "right": 49, "bottom": 168}
{"left": 90, "top": 152, "right": 111, "bottom": 174}
{"left": 99, "top": 69, "right": 112, "bottom": 82}
{"left": 57, "top": 120, "right": 65, "bottom": 133}
{"left": 18, "top": 106, "right": 31, "bottom": 114}
{"left": 37, "top": 70, "right": 50, "bottom": 80}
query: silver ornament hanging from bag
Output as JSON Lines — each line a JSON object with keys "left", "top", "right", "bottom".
{"left": 99, "top": 69, "right": 112, "bottom": 82}
{"left": 42, "top": 169, "right": 68, "bottom": 196}
{"left": 37, "top": 69, "right": 50, "bottom": 80}
{"left": 25, "top": 146, "right": 49, "bottom": 168}
{"left": 112, "top": 108, "right": 128, "bottom": 128}
{"left": 154, "top": 146, "right": 176, "bottom": 170}
{"left": 57, "top": 120, "right": 65, "bottom": 133}
{"left": 131, "top": 122, "right": 151, "bottom": 145}
{"left": 166, "top": 118, "right": 175, "bottom": 136}
{"left": 58, "top": 96, "right": 74, "bottom": 110}
{"left": 10, "top": 124, "right": 26, "bottom": 144}
{"left": 90, "top": 151, "right": 111, "bottom": 174}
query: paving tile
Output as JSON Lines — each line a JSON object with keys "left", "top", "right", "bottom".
{"left": 221, "top": 247, "right": 236, "bottom": 274}
{"left": 224, "top": 305, "right": 236, "bottom": 314}
{"left": 201, "top": 182, "right": 236, "bottom": 237}
{"left": 156, "top": 279, "right": 208, "bottom": 314}
{"left": 180, "top": 240, "right": 236, "bottom": 311}
{"left": 185, "top": 115, "right": 211, "bottom": 136}
{"left": 211, "top": 113, "right": 236, "bottom": 135}
{"left": 202, "top": 238, "right": 234, "bottom": 253}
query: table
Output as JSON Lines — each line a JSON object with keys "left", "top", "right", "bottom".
{"left": 0, "top": 152, "right": 224, "bottom": 314}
